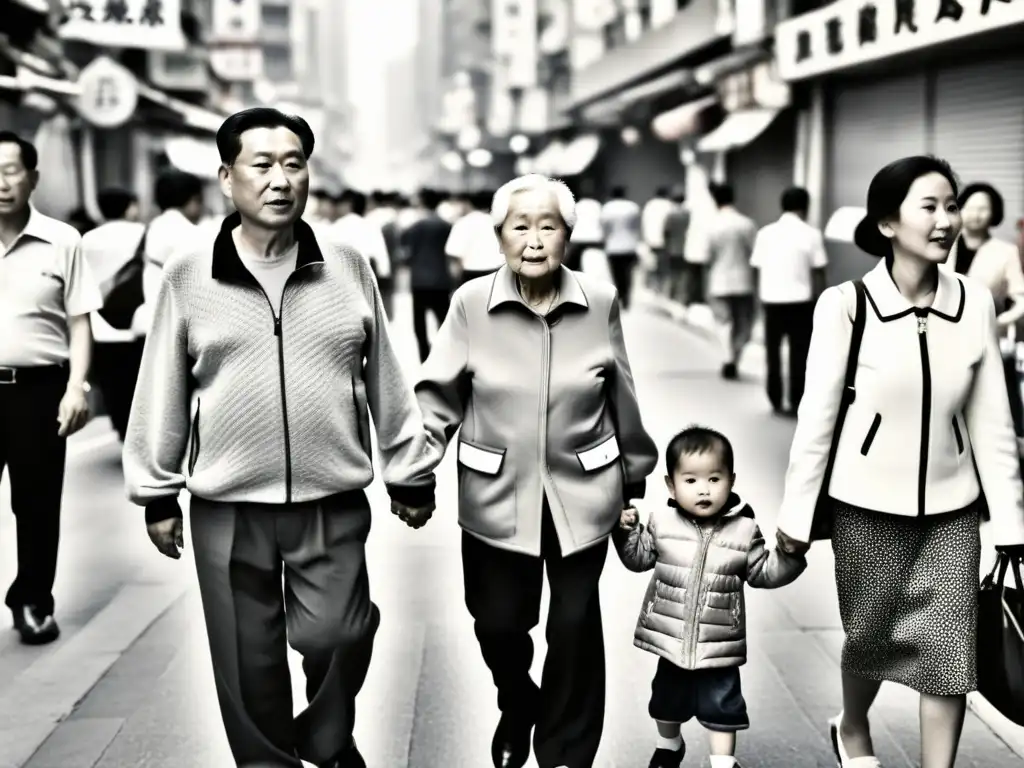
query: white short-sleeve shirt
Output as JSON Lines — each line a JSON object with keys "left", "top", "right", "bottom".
{"left": 0, "top": 207, "right": 103, "bottom": 366}
{"left": 749, "top": 212, "right": 829, "bottom": 304}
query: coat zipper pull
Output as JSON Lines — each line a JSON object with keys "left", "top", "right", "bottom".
{"left": 273, "top": 316, "right": 282, "bottom": 336}
{"left": 917, "top": 314, "right": 928, "bottom": 335}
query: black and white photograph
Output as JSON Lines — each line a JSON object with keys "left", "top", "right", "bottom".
{"left": 1, "top": 0, "right": 1024, "bottom": 766}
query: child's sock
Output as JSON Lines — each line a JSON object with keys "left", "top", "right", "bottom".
{"left": 708, "top": 756, "right": 736, "bottom": 768}
{"left": 656, "top": 734, "right": 683, "bottom": 751}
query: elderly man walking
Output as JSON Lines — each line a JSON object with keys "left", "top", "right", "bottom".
{"left": 123, "top": 108, "right": 436, "bottom": 768}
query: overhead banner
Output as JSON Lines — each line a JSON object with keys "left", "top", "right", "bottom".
{"left": 59, "top": 0, "right": 187, "bottom": 51}
{"left": 493, "top": 0, "right": 539, "bottom": 88}
{"left": 776, "top": 0, "right": 1024, "bottom": 80}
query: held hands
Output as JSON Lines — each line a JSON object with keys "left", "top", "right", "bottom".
{"left": 391, "top": 500, "right": 435, "bottom": 529}
{"left": 619, "top": 505, "right": 640, "bottom": 530}
{"left": 57, "top": 385, "right": 90, "bottom": 437}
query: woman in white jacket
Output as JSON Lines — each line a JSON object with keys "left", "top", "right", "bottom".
{"left": 776, "top": 156, "right": 1024, "bottom": 768}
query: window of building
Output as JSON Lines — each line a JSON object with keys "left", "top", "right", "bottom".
{"left": 260, "top": 4, "right": 290, "bottom": 30}
{"left": 262, "top": 44, "right": 293, "bottom": 82}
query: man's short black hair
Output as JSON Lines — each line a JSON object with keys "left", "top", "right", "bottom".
{"left": 418, "top": 187, "right": 443, "bottom": 210}
{"left": 154, "top": 170, "right": 204, "bottom": 212}
{"left": 610, "top": 185, "right": 627, "bottom": 199}
{"left": 665, "top": 425, "right": 734, "bottom": 475}
{"left": 339, "top": 189, "right": 367, "bottom": 216}
{"left": 781, "top": 186, "right": 810, "bottom": 214}
{"left": 472, "top": 190, "right": 493, "bottom": 210}
{"left": 97, "top": 188, "right": 138, "bottom": 220}
{"left": 216, "top": 107, "right": 315, "bottom": 166}
{"left": 0, "top": 131, "right": 38, "bottom": 171}
{"left": 710, "top": 184, "right": 735, "bottom": 207}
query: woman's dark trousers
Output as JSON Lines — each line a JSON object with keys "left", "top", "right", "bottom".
{"left": 462, "top": 502, "right": 608, "bottom": 768}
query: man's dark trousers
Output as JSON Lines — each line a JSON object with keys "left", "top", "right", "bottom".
{"left": 462, "top": 500, "right": 608, "bottom": 768}
{"left": 190, "top": 489, "right": 379, "bottom": 767}
{"left": 0, "top": 365, "right": 68, "bottom": 618}
{"left": 763, "top": 301, "right": 814, "bottom": 412}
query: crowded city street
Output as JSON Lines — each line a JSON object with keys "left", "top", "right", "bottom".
{"left": 2, "top": 269, "right": 1021, "bottom": 768}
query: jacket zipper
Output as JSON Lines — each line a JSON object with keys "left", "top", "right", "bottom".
{"left": 254, "top": 264, "right": 316, "bottom": 505}
{"left": 916, "top": 311, "right": 931, "bottom": 517}
{"left": 537, "top": 315, "right": 552, "bottom": 531}
{"left": 686, "top": 518, "right": 724, "bottom": 667}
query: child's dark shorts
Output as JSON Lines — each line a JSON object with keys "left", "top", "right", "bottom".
{"left": 649, "top": 658, "right": 749, "bottom": 731}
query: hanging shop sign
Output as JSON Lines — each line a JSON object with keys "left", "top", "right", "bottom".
{"left": 74, "top": 56, "right": 139, "bottom": 129}
{"left": 776, "top": 0, "right": 1024, "bottom": 80}
{"left": 59, "top": 0, "right": 186, "bottom": 51}
{"left": 493, "top": 0, "right": 539, "bottom": 88}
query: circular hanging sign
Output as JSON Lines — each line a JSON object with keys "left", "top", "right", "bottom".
{"left": 75, "top": 57, "right": 139, "bottom": 129}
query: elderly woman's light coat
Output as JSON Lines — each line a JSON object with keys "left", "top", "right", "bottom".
{"left": 414, "top": 264, "right": 659, "bottom": 556}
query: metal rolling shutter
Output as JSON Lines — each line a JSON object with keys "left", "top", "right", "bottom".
{"left": 827, "top": 73, "right": 929, "bottom": 215}
{"left": 727, "top": 109, "right": 797, "bottom": 228}
{"left": 932, "top": 55, "right": 1024, "bottom": 242}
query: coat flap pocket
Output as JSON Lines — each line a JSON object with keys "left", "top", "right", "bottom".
{"left": 576, "top": 434, "right": 621, "bottom": 472}
{"left": 458, "top": 441, "right": 505, "bottom": 475}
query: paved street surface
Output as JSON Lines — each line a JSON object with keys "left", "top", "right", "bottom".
{"left": 3, "top": 267, "right": 1023, "bottom": 768}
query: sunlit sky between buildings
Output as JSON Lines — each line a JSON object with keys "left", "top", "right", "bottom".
{"left": 344, "top": 0, "right": 419, "bottom": 184}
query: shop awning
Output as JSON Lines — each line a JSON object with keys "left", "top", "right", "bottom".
{"left": 693, "top": 47, "right": 771, "bottom": 86}
{"left": 138, "top": 82, "right": 227, "bottom": 134}
{"left": 697, "top": 108, "right": 781, "bottom": 152}
{"left": 556, "top": 134, "right": 601, "bottom": 177}
{"left": 164, "top": 136, "right": 222, "bottom": 179}
{"left": 568, "top": 0, "right": 723, "bottom": 110}
{"left": 0, "top": 68, "right": 81, "bottom": 97}
{"left": 651, "top": 95, "right": 719, "bottom": 142}
{"left": 532, "top": 140, "right": 567, "bottom": 176}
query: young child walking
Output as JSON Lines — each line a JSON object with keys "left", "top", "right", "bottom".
{"left": 615, "top": 426, "right": 807, "bottom": 768}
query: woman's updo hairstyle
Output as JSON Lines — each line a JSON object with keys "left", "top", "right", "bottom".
{"left": 853, "top": 156, "right": 959, "bottom": 258}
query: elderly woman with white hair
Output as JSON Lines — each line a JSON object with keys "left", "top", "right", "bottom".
{"left": 413, "top": 174, "right": 658, "bottom": 768}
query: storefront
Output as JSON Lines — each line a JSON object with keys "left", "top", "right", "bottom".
{"left": 776, "top": 0, "right": 1024, "bottom": 278}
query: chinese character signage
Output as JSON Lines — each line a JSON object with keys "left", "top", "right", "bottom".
{"left": 493, "top": 0, "right": 539, "bottom": 88}
{"left": 775, "top": 0, "right": 1023, "bottom": 80}
{"left": 59, "top": 0, "right": 186, "bottom": 51}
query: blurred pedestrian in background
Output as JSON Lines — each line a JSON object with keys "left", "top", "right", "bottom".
{"left": 445, "top": 188, "right": 503, "bottom": 285}
{"left": 749, "top": 186, "right": 828, "bottom": 415}
{"left": 705, "top": 184, "right": 757, "bottom": 380}
{"left": 942, "top": 182, "right": 1024, "bottom": 437}
{"left": 601, "top": 185, "right": 642, "bottom": 308}
{"left": 81, "top": 187, "right": 147, "bottom": 442}
{"left": 401, "top": 187, "right": 454, "bottom": 361}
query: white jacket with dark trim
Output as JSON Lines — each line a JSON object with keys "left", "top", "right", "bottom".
{"left": 777, "top": 259, "right": 1024, "bottom": 546}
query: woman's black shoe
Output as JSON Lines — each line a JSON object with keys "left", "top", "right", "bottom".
{"left": 647, "top": 744, "right": 685, "bottom": 768}
{"left": 491, "top": 710, "right": 534, "bottom": 768}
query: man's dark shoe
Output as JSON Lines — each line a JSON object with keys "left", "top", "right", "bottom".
{"left": 647, "top": 743, "right": 686, "bottom": 768}
{"left": 12, "top": 605, "right": 60, "bottom": 645}
{"left": 721, "top": 362, "right": 738, "bottom": 380}
{"left": 491, "top": 709, "right": 534, "bottom": 768}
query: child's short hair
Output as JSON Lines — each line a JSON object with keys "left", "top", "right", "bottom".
{"left": 665, "top": 425, "right": 734, "bottom": 475}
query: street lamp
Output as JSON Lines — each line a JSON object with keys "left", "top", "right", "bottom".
{"left": 509, "top": 133, "right": 530, "bottom": 154}
{"left": 466, "top": 148, "right": 493, "bottom": 168}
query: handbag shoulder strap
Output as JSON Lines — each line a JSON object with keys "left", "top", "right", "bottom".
{"left": 842, "top": 279, "right": 867, "bottom": 399}
{"left": 819, "top": 279, "right": 867, "bottom": 494}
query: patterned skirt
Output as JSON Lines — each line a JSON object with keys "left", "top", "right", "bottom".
{"left": 831, "top": 501, "right": 981, "bottom": 696}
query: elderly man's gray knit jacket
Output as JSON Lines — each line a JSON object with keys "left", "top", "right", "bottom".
{"left": 123, "top": 213, "right": 436, "bottom": 523}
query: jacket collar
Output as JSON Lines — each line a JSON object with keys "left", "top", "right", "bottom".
{"left": 667, "top": 492, "right": 754, "bottom": 520}
{"left": 862, "top": 258, "right": 965, "bottom": 323}
{"left": 211, "top": 211, "right": 325, "bottom": 284}
{"left": 486, "top": 264, "right": 589, "bottom": 313}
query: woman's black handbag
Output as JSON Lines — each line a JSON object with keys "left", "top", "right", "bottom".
{"left": 976, "top": 552, "right": 1024, "bottom": 725}
{"left": 809, "top": 279, "right": 866, "bottom": 541}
